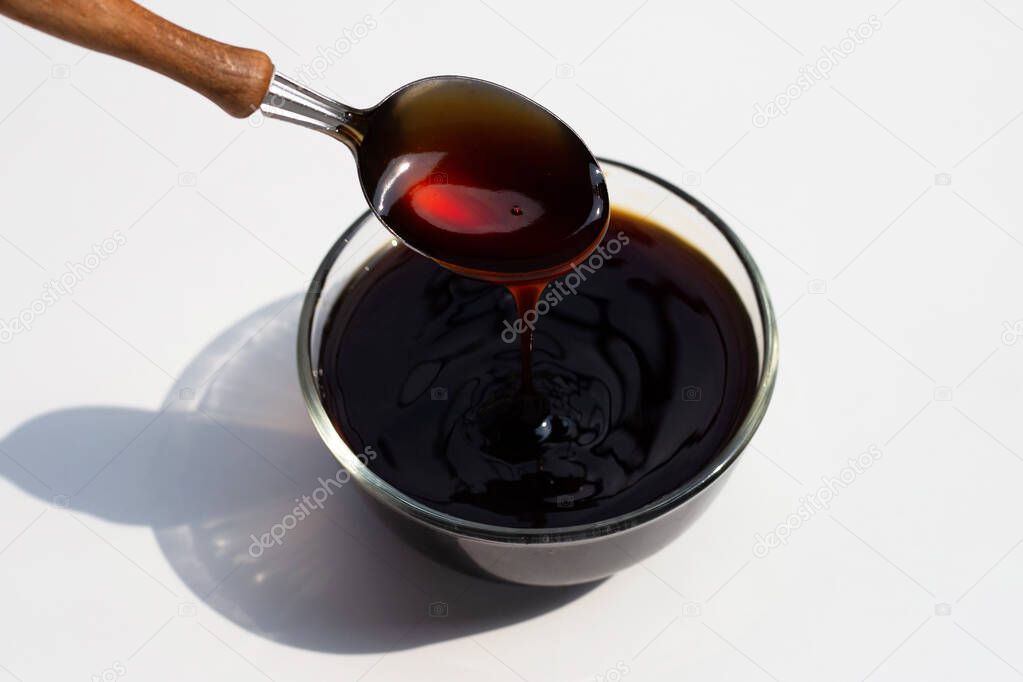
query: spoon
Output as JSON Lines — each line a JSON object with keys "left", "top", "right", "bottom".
{"left": 0, "top": 0, "right": 610, "bottom": 283}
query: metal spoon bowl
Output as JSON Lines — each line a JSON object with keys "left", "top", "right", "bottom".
{"left": 262, "top": 73, "right": 609, "bottom": 281}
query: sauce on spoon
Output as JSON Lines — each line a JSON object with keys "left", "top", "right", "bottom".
{"left": 356, "top": 77, "right": 609, "bottom": 284}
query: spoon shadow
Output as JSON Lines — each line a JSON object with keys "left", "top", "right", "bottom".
{"left": 0, "top": 295, "right": 598, "bottom": 653}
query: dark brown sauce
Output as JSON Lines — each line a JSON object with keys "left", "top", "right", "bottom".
{"left": 318, "top": 209, "right": 760, "bottom": 528}
{"left": 357, "top": 78, "right": 609, "bottom": 283}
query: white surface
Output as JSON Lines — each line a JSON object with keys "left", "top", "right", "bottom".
{"left": 2, "top": 1, "right": 1022, "bottom": 680}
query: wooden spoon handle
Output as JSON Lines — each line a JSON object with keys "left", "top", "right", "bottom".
{"left": 0, "top": 0, "right": 274, "bottom": 117}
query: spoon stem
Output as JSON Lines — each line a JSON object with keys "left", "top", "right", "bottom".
{"left": 260, "top": 73, "right": 367, "bottom": 150}
{"left": 0, "top": 0, "right": 368, "bottom": 140}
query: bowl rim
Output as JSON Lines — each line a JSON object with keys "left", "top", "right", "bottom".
{"left": 296, "top": 158, "right": 779, "bottom": 544}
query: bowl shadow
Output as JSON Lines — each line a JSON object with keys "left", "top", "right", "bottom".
{"left": 0, "top": 295, "right": 598, "bottom": 653}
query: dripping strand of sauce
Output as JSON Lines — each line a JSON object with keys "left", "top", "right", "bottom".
{"left": 507, "top": 280, "right": 546, "bottom": 391}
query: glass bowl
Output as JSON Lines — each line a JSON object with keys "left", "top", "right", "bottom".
{"left": 297, "top": 159, "right": 778, "bottom": 586}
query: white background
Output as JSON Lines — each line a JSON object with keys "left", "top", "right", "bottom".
{"left": 2, "top": 1, "right": 1022, "bottom": 680}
